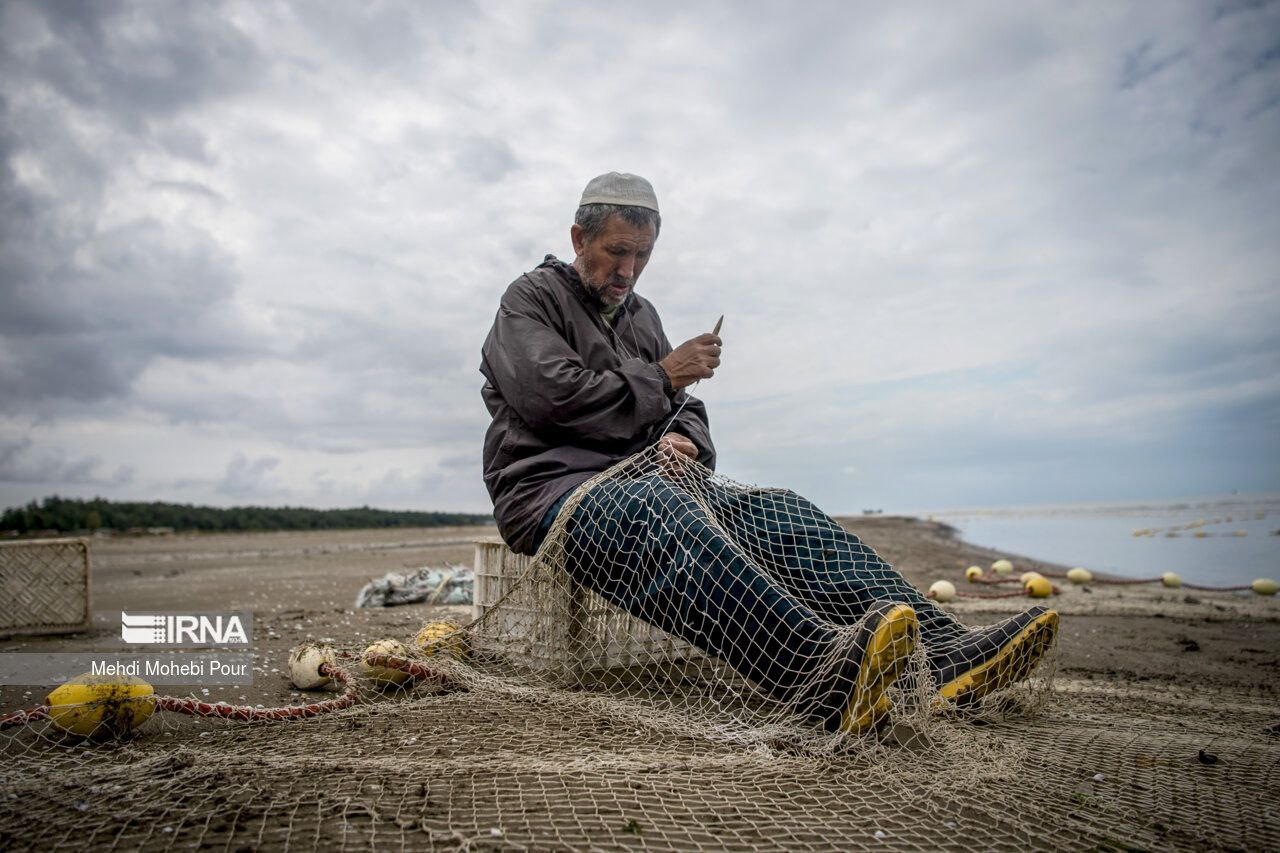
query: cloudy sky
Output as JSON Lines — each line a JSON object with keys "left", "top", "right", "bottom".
{"left": 1, "top": 0, "right": 1277, "bottom": 516}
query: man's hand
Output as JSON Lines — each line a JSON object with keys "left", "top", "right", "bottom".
{"left": 657, "top": 432, "right": 699, "bottom": 476}
{"left": 659, "top": 333, "right": 722, "bottom": 390}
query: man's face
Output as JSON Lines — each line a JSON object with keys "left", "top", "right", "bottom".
{"left": 571, "top": 215, "right": 658, "bottom": 308}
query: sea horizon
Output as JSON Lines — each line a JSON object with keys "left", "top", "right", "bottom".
{"left": 881, "top": 491, "right": 1280, "bottom": 587}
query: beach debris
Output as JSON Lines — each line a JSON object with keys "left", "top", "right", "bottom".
{"left": 1160, "top": 572, "right": 1182, "bottom": 588}
{"left": 1196, "top": 749, "right": 1219, "bottom": 766}
{"left": 990, "top": 559, "right": 1013, "bottom": 575}
{"left": 1251, "top": 578, "right": 1278, "bottom": 596}
{"left": 1176, "top": 637, "right": 1200, "bottom": 653}
{"left": 928, "top": 580, "right": 957, "bottom": 603}
{"left": 1066, "top": 567, "right": 1093, "bottom": 584}
{"left": 965, "top": 566, "right": 983, "bottom": 582}
{"left": 1092, "top": 773, "right": 1105, "bottom": 782}
{"left": 354, "top": 565, "right": 473, "bottom": 608}
{"left": 1020, "top": 571, "right": 1044, "bottom": 586}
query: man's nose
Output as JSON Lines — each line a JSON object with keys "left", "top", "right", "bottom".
{"left": 616, "top": 255, "right": 636, "bottom": 279}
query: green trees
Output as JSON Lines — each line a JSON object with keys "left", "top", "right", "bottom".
{"left": 0, "top": 496, "right": 492, "bottom": 534}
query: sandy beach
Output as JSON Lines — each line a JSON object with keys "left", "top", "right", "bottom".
{"left": 0, "top": 518, "right": 1276, "bottom": 850}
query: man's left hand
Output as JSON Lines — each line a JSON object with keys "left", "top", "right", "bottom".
{"left": 657, "top": 432, "right": 698, "bottom": 475}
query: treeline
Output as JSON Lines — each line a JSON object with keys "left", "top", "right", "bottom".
{"left": 1, "top": 495, "right": 492, "bottom": 534}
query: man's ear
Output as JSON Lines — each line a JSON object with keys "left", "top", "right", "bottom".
{"left": 570, "top": 223, "right": 587, "bottom": 257}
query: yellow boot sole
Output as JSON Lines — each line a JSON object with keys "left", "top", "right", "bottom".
{"left": 842, "top": 604, "right": 919, "bottom": 734}
{"left": 937, "top": 610, "right": 1059, "bottom": 706}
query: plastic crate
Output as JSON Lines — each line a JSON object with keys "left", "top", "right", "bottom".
{"left": 472, "top": 537, "right": 700, "bottom": 678}
{"left": 0, "top": 538, "right": 92, "bottom": 638}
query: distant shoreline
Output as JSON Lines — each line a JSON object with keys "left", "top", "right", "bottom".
{"left": 902, "top": 491, "right": 1280, "bottom": 519}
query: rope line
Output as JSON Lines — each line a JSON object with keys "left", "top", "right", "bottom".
{"left": 158, "top": 663, "right": 359, "bottom": 721}
{"left": 0, "top": 706, "right": 48, "bottom": 729}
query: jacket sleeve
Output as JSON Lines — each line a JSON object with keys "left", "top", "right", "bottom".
{"left": 481, "top": 280, "right": 674, "bottom": 443}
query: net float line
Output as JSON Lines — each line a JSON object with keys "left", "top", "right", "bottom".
{"left": 967, "top": 567, "right": 1274, "bottom": 594}
{"left": 1149, "top": 579, "right": 1252, "bottom": 593}
{"left": 929, "top": 585, "right": 1060, "bottom": 601}
{"left": 0, "top": 705, "right": 48, "bottom": 729}
{"left": 157, "top": 663, "right": 359, "bottom": 721}
{"left": 0, "top": 663, "right": 361, "bottom": 735}
{"left": 362, "top": 651, "right": 458, "bottom": 688}
{"left": 0, "top": 628, "right": 469, "bottom": 736}
{"left": 1036, "top": 569, "right": 1256, "bottom": 593}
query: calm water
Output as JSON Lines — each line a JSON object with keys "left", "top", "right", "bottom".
{"left": 920, "top": 495, "right": 1280, "bottom": 587}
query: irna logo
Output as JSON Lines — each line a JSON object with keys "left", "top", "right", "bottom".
{"left": 121, "top": 612, "right": 250, "bottom": 645}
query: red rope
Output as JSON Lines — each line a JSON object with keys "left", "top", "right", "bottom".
{"left": 157, "top": 663, "right": 359, "bottom": 721}
{"left": 362, "top": 652, "right": 456, "bottom": 687}
{"left": 0, "top": 653, "right": 454, "bottom": 732}
{"left": 0, "top": 705, "right": 48, "bottom": 729}
{"left": 1032, "top": 569, "right": 1157, "bottom": 586}
{"left": 978, "top": 568, "right": 1257, "bottom": 593}
{"left": 1180, "top": 581, "right": 1252, "bottom": 592}
{"left": 929, "top": 585, "right": 1060, "bottom": 601}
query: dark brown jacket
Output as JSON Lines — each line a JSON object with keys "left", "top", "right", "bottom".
{"left": 480, "top": 255, "right": 715, "bottom": 553}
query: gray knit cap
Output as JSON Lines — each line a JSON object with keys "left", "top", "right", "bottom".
{"left": 579, "top": 172, "right": 659, "bottom": 212}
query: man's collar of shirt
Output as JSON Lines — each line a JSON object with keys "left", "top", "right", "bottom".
{"left": 539, "top": 254, "right": 643, "bottom": 318}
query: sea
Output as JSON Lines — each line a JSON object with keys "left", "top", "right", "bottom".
{"left": 914, "top": 493, "right": 1280, "bottom": 588}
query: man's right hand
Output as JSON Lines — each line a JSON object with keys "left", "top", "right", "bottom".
{"left": 659, "top": 333, "right": 722, "bottom": 389}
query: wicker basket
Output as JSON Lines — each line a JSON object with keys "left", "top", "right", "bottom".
{"left": 472, "top": 538, "right": 700, "bottom": 678}
{"left": 0, "top": 538, "right": 92, "bottom": 639}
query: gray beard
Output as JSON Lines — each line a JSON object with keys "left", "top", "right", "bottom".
{"left": 583, "top": 276, "right": 631, "bottom": 309}
{"left": 574, "top": 257, "right": 632, "bottom": 308}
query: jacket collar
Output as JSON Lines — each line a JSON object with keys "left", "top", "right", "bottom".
{"left": 540, "top": 254, "right": 643, "bottom": 315}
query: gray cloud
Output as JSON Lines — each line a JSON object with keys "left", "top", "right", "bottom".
{"left": 0, "top": 3, "right": 265, "bottom": 414}
{"left": 5, "top": 0, "right": 263, "bottom": 127}
{"left": 1, "top": 1, "right": 1276, "bottom": 514}
{"left": 217, "top": 454, "right": 282, "bottom": 499}
{"left": 452, "top": 135, "right": 519, "bottom": 184}
{"left": 0, "top": 437, "right": 134, "bottom": 488}
{"left": 0, "top": 211, "right": 260, "bottom": 408}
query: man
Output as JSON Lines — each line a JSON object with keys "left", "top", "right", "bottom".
{"left": 480, "top": 172, "right": 1057, "bottom": 734}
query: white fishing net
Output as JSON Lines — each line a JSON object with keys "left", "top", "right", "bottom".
{"left": 1, "top": 447, "right": 1275, "bottom": 851}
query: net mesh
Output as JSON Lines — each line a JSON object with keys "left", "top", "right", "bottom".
{"left": 1, "top": 447, "right": 1276, "bottom": 851}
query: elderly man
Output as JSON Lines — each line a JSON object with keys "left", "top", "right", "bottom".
{"left": 480, "top": 172, "right": 1057, "bottom": 734}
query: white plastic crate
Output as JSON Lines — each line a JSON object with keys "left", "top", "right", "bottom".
{"left": 472, "top": 537, "right": 700, "bottom": 678}
{"left": 0, "top": 538, "right": 92, "bottom": 638}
